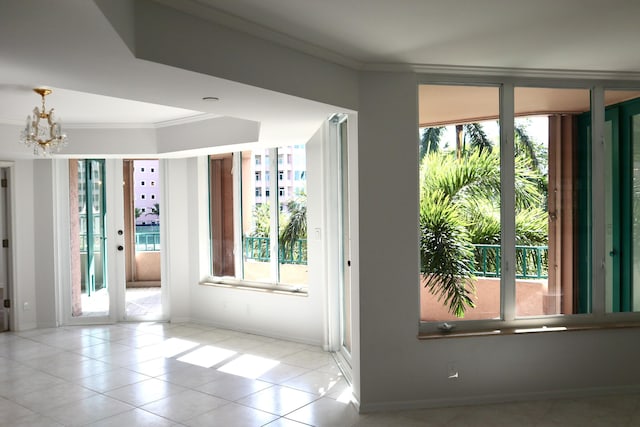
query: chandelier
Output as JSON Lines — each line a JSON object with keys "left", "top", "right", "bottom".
{"left": 19, "top": 88, "right": 68, "bottom": 156}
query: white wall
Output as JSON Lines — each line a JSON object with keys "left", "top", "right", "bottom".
{"left": 156, "top": 117, "right": 260, "bottom": 155}
{"left": 132, "top": 0, "right": 358, "bottom": 111}
{"left": 12, "top": 160, "right": 37, "bottom": 331}
{"left": 33, "top": 160, "right": 57, "bottom": 328}
{"left": 161, "top": 158, "right": 192, "bottom": 323}
{"left": 188, "top": 128, "right": 325, "bottom": 346}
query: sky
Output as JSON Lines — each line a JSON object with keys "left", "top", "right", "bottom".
{"left": 434, "top": 116, "right": 549, "bottom": 152}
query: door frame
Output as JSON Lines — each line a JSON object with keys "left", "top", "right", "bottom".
{"left": 0, "top": 162, "right": 15, "bottom": 331}
{"left": 121, "top": 158, "right": 166, "bottom": 322}
{"left": 54, "top": 159, "right": 126, "bottom": 325}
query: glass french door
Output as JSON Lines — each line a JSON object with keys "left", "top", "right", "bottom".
{"left": 70, "top": 159, "right": 109, "bottom": 318}
{"left": 338, "top": 116, "right": 352, "bottom": 357}
{"left": 580, "top": 95, "right": 640, "bottom": 313}
{"left": 617, "top": 97, "right": 640, "bottom": 312}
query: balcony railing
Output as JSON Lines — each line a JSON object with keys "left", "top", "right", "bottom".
{"left": 79, "top": 231, "right": 161, "bottom": 252}
{"left": 136, "top": 231, "right": 160, "bottom": 252}
{"left": 473, "top": 244, "right": 548, "bottom": 279}
{"left": 243, "top": 236, "right": 307, "bottom": 265}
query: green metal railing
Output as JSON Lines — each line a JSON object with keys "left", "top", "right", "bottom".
{"left": 79, "top": 231, "right": 161, "bottom": 252}
{"left": 136, "top": 231, "right": 160, "bottom": 251}
{"left": 243, "top": 236, "right": 307, "bottom": 265}
{"left": 473, "top": 244, "right": 548, "bottom": 279}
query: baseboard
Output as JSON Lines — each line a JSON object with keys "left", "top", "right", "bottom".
{"left": 358, "top": 384, "right": 640, "bottom": 413}
{"left": 14, "top": 321, "right": 37, "bottom": 332}
{"left": 36, "top": 321, "right": 58, "bottom": 329}
{"left": 189, "top": 317, "right": 323, "bottom": 347}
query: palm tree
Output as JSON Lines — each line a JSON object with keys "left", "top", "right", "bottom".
{"left": 464, "top": 123, "right": 492, "bottom": 154}
{"left": 251, "top": 203, "right": 271, "bottom": 238}
{"left": 421, "top": 122, "right": 494, "bottom": 162}
{"left": 279, "top": 194, "right": 307, "bottom": 255}
{"left": 514, "top": 122, "right": 544, "bottom": 172}
{"left": 420, "top": 126, "right": 444, "bottom": 160}
{"left": 150, "top": 203, "right": 160, "bottom": 217}
{"left": 420, "top": 149, "right": 546, "bottom": 317}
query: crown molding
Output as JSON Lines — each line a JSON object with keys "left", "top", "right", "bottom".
{"left": 154, "top": 112, "right": 220, "bottom": 128}
{"left": 363, "top": 62, "right": 640, "bottom": 82}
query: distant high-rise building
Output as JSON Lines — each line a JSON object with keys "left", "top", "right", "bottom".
{"left": 133, "top": 160, "right": 160, "bottom": 225}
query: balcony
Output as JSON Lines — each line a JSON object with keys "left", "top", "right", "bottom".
{"left": 422, "top": 244, "right": 551, "bottom": 322}
{"left": 243, "top": 236, "right": 307, "bottom": 265}
{"left": 473, "top": 244, "right": 548, "bottom": 280}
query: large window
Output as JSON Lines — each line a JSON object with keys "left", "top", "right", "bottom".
{"left": 419, "top": 84, "right": 591, "bottom": 330}
{"left": 420, "top": 82, "right": 640, "bottom": 333}
{"left": 208, "top": 145, "right": 308, "bottom": 290}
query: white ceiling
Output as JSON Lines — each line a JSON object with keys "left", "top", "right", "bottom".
{"left": 0, "top": 85, "right": 206, "bottom": 127}
{"left": 2, "top": 0, "right": 640, "bottom": 130}
{"left": 192, "top": 0, "right": 640, "bottom": 72}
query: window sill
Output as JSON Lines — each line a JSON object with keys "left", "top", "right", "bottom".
{"left": 418, "top": 321, "right": 640, "bottom": 340}
{"left": 200, "top": 277, "right": 308, "bottom": 296}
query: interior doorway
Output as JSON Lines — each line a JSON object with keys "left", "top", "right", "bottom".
{"left": 0, "top": 167, "right": 11, "bottom": 331}
{"left": 123, "top": 159, "right": 163, "bottom": 320}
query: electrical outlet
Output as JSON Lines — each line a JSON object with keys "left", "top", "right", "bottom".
{"left": 447, "top": 362, "right": 460, "bottom": 380}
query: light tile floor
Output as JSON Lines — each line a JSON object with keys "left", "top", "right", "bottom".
{"left": 79, "top": 287, "right": 162, "bottom": 318}
{"left": 125, "top": 288, "right": 162, "bottom": 317}
{"left": 1, "top": 323, "right": 639, "bottom": 426}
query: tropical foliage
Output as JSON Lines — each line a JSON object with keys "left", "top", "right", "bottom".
{"left": 420, "top": 121, "right": 548, "bottom": 317}
{"left": 279, "top": 195, "right": 307, "bottom": 253}
{"left": 150, "top": 203, "right": 160, "bottom": 217}
{"left": 250, "top": 193, "right": 307, "bottom": 247}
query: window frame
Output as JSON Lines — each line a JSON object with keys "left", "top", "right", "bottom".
{"left": 204, "top": 146, "right": 308, "bottom": 294}
{"left": 418, "top": 75, "right": 640, "bottom": 336}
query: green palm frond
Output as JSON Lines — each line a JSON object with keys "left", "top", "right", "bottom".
{"left": 515, "top": 207, "right": 548, "bottom": 245}
{"left": 515, "top": 123, "right": 540, "bottom": 171}
{"left": 464, "top": 122, "right": 493, "bottom": 154}
{"left": 251, "top": 203, "right": 271, "bottom": 237}
{"left": 420, "top": 192, "right": 476, "bottom": 317}
{"left": 280, "top": 195, "right": 307, "bottom": 252}
{"left": 420, "top": 144, "right": 547, "bottom": 317}
{"left": 420, "top": 127, "right": 444, "bottom": 160}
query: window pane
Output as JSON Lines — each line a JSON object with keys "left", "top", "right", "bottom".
{"left": 278, "top": 145, "right": 307, "bottom": 286}
{"left": 69, "top": 159, "right": 108, "bottom": 318}
{"left": 418, "top": 84, "right": 500, "bottom": 321}
{"left": 632, "top": 111, "right": 640, "bottom": 311}
{"left": 513, "top": 87, "right": 591, "bottom": 317}
{"left": 210, "top": 146, "right": 308, "bottom": 287}
{"left": 603, "top": 90, "right": 640, "bottom": 312}
{"left": 242, "top": 150, "right": 272, "bottom": 282}
{"left": 210, "top": 153, "right": 236, "bottom": 277}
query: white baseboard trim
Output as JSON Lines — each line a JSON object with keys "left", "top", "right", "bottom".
{"left": 358, "top": 384, "right": 640, "bottom": 413}
{"left": 189, "top": 317, "right": 323, "bottom": 347}
{"left": 36, "top": 321, "right": 57, "bottom": 329}
{"left": 15, "top": 321, "right": 37, "bottom": 332}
